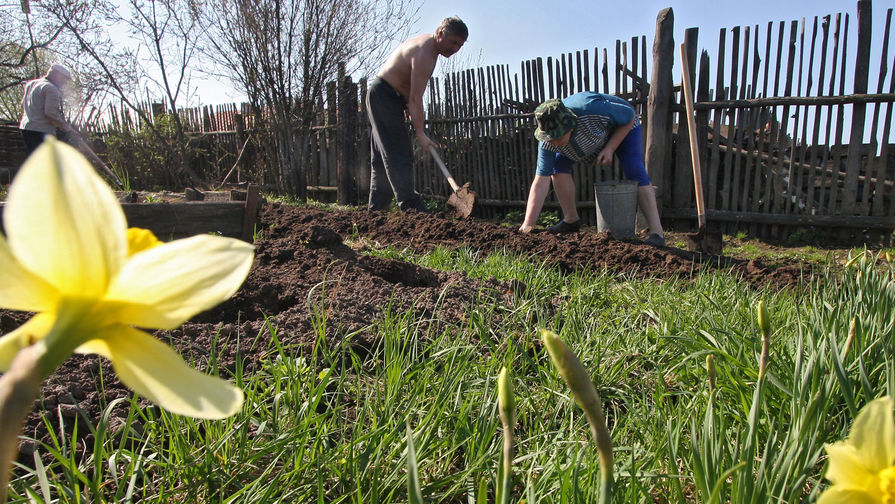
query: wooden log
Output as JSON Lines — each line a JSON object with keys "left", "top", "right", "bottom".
{"left": 338, "top": 76, "right": 359, "bottom": 205}
{"left": 645, "top": 7, "right": 675, "bottom": 212}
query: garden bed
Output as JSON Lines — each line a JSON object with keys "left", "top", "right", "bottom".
{"left": 4, "top": 204, "right": 818, "bottom": 465}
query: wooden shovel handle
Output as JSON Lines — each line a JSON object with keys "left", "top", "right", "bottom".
{"left": 679, "top": 43, "right": 706, "bottom": 228}
{"left": 429, "top": 146, "right": 461, "bottom": 192}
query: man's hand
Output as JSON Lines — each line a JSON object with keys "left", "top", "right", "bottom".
{"left": 518, "top": 224, "right": 534, "bottom": 234}
{"left": 417, "top": 133, "right": 440, "bottom": 152}
{"left": 597, "top": 147, "right": 615, "bottom": 165}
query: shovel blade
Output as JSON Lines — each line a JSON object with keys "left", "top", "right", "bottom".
{"left": 684, "top": 226, "right": 724, "bottom": 255}
{"left": 447, "top": 182, "right": 476, "bottom": 219}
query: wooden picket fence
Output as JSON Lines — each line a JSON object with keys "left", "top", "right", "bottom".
{"left": 5, "top": 3, "right": 892, "bottom": 237}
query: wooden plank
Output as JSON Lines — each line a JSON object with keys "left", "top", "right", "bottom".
{"left": 120, "top": 202, "right": 245, "bottom": 238}
{"left": 841, "top": 0, "right": 872, "bottom": 216}
{"left": 731, "top": 26, "right": 751, "bottom": 213}
{"left": 827, "top": 13, "right": 848, "bottom": 215}
{"left": 583, "top": 49, "right": 591, "bottom": 92}
{"left": 743, "top": 24, "right": 764, "bottom": 218}
{"left": 621, "top": 40, "right": 629, "bottom": 97}
{"left": 674, "top": 28, "right": 699, "bottom": 211}
{"left": 560, "top": 53, "right": 569, "bottom": 96}
{"left": 862, "top": 8, "right": 889, "bottom": 215}
{"left": 614, "top": 40, "right": 621, "bottom": 94}
{"left": 793, "top": 17, "right": 819, "bottom": 216}
{"left": 241, "top": 185, "right": 260, "bottom": 241}
{"left": 874, "top": 10, "right": 894, "bottom": 217}
{"left": 575, "top": 50, "right": 583, "bottom": 95}
{"left": 602, "top": 48, "right": 610, "bottom": 93}
{"left": 718, "top": 27, "right": 740, "bottom": 215}
{"left": 697, "top": 51, "right": 713, "bottom": 214}
{"left": 707, "top": 28, "right": 726, "bottom": 211}
{"left": 771, "top": 20, "right": 798, "bottom": 220}
{"left": 631, "top": 36, "right": 639, "bottom": 102}
{"left": 815, "top": 15, "right": 834, "bottom": 214}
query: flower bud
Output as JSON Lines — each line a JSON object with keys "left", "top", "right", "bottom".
{"left": 498, "top": 367, "right": 514, "bottom": 426}
{"left": 757, "top": 300, "right": 771, "bottom": 338}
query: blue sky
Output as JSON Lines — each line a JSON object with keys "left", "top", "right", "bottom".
{"left": 196, "top": 0, "right": 889, "bottom": 104}
{"left": 411, "top": 0, "right": 880, "bottom": 73}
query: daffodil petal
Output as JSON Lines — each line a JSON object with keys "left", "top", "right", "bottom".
{"left": 0, "top": 314, "right": 55, "bottom": 371}
{"left": 76, "top": 326, "right": 243, "bottom": 419}
{"left": 824, "top": 442, "right": 875, "bottom": 489}
{"left": 849, "top": 397, "right": 895, "bottom": 472}
{"left": 0, "top": 235, "right": 59, "bottom": 312}
{"left": 106, "top": 235, "right": 253, "bottom": 329}
{"left": 817, "top": 487, "right": 878, "bottom": 504}
{"left": 5, "top": 139, "right": 127, "bottom": 298}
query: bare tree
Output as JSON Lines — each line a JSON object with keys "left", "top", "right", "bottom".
{"left": 200, "top": 0, "right": 420, "bottom": 197}
{"left": 35, "top": 0, "right": 207, "bottom": 187}
{"left": 0, "top": 0, "right": 80, "bottom": 121}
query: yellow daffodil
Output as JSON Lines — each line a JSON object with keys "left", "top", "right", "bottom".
{"left": 818, "top": 396, "right": 895, "bottom": 504}
{"left": 0, "top": 138, "right": 254, "bottom": 419}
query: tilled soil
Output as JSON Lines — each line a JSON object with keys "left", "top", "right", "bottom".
{"left": 3, "top": 203, "right": 813, "bottom": 465}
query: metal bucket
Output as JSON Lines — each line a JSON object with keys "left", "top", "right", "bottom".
{"left": 594, "top": 180, "right": 638, "bottom": 239}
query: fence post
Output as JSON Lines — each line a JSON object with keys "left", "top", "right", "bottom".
{"left": 234, "top": 112, "right": 246, "bottom": 183}
{"left": 673, "top": 28, "right": 699, "bottom": 211}
{"left": 338, "top": 69, "right": 359, "bottom": 205}
{"left": 645, "top": 7, "right": 675, "bottom": 213}
{"left": 358, "top": 77, "right": 370, "bottom": 200}
{"left": 841, "top": 0, "right": 872, "bottom": 215}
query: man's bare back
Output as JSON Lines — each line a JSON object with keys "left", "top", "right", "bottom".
{"left": 377, "top": 33, "right": 438, "bottom": 99}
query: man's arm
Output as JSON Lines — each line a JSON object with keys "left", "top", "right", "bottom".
{"left": 596, "top": 118, "right": 634, "bottom": 165}
{"left": 407, "top": 51, "right": 438, "bottom": 152}
{"left": 42, "top": 84, "right": 74, "bottom": 135}
{"left": 519, "top": 175, "right": 552, "bottom": 232}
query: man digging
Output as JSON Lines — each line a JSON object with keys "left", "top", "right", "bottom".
{"left": 366, "top": 16, "right": 468, "bottom": 213}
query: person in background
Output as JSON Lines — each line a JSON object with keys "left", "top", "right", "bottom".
{"left": 518, "top": 92, "right": 665, "bottom": 246}
{"left": 366, "top": 16, "right": 468, "bottom": 213}
{"left": 20, "top": 64, "right": 81, "bottom": 157}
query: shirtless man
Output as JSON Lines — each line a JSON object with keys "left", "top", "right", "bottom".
{"left": 366, "top": 16, "right": 468, "bottom": 212}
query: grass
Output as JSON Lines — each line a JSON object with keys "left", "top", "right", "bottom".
{"left": 6, "top": 240, "right": 895, "bottom": 502}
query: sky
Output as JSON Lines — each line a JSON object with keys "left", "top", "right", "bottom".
{"left": 196, "top": 0, "right": 889, "bottom": 104}
{"left": 411, "top": 0, "right": 881, "bottom": 72}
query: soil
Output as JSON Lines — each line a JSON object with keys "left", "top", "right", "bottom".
{"left": 2, "top": 203, "right": 815, "bottom": 466}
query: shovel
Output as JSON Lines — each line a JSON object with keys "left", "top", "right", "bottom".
{"left": 429, "top": 145, "right": 476, "bottom": 218}
{"left": 679, "top": 44, "right": 723, "bottom": 255}
{"left": 74, "top": 136, "right": 125, "bottom": 189}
